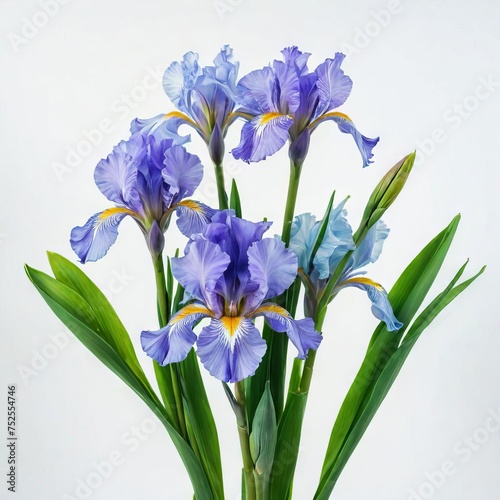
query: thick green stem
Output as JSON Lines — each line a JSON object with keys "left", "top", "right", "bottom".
{"left": 214, "top": 163, "right": 229, "bottom": 210}
{"left": 235, "top": 381, "right": 256, "bottom": 500}
{"left": 152, "top": 255, "right": 188, "bottom": 441}
{"left": 281, "top": 162, "right": 303, "bottom": 246}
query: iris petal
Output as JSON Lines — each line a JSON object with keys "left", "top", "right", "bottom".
{"left": 314, "top": 53, "right": 353, "bottom": 116}
{"left": 196, "top": 317, "right": 267, "bottom": 383}
{"left": 312, "top": 112, "right": 379, "bottom": 168}
{"left": 163, "top": 52, "right": 200, "bottom": 113}
{"left": 247, "top": 237, "right": 298, "bottom": 301}
{"left": 232, "top": 113, "right": 293, "bottom": 163}
{"left": 174, "top": 200, "right": 216, "bottom": 238}
{"left": 350, "top": 220, "right": 389, "bottom": 271}
{"left": 236, "top": 66, "right": 277, "bottom": 113}
{"left": 162, "top": 145, "right": 204, "bottom": 199}
{"left": 141, "top": 305, "right": 211, "bottom": 365}
{"left": 70, "top": 207, "right": 136, "bottom": 263}
{"left": 289, "top": 213, "right": 319, "bottom": 272}
{"left": 253, "top": 304, "right": 322, "bottom": 359}
{"left": 172, "top": 238, "right": 230, "bottom": 307}
{"left": 131, "top": 114, "right": 190, "bottom": 145}
{"left": 339, "top": 277, "right": 402, "bottom": 331}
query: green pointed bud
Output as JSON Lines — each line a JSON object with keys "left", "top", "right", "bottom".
{"left": 230, "top": 179, "right": 242, "bottom": 218}
{"left": 354, "top": 151, "right": 415, "bottom": 242}
{"left": 249, "top": 382, "right": 277, "bottom": 480}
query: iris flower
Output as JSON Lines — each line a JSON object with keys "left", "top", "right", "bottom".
{"left": 70, "top": 132, "right": 214, "bottom": 263}
{"left": 290, "top": 199, "right": 402, "bottom": 330}
{"left": 232, "top": 46, "right": 379, "bottom": 166}
{"left": 131, "top": 46, "right": 240, "bottom": 165}
{"left": 141, "top": 211, "right": 322, "bottom": 383}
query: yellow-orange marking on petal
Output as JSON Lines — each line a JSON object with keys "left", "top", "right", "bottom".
{"left": 340, "top": 277, "right": 384, "bottom": 291}
{"left": 220, "top": 316, "right": 243, "bottom": 337}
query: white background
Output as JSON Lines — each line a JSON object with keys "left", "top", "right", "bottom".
{"left": 1, "top": 0, "right": 499, "bottom": 499}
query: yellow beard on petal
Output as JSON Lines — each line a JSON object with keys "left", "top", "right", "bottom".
{"left": 220, "top": 316, "right": 243, "bottom": 338}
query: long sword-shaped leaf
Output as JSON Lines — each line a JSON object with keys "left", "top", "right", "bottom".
{"left": 25, "top": 265, "right": 214, "bottom": 500}
{"left": 319, "top": 215, "right": 461, "bottom": 486}
{"left": 314, "top": 262, "right": 485, "bottom": 499}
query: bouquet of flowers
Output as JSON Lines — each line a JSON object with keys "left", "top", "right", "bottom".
{"left": 26, "top": 45, "right": 484, "bottom": 499}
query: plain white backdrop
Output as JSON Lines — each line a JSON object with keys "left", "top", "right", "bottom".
{"left": 1, "top": 0, "right": 499, "bottom": 498}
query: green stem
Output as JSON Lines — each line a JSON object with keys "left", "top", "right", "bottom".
{"left": 214, "top": 162, "right": 228, "bottom": 210}
{"left": 298, "top": 313, "right": 326, "bottom": 393}
{"left": 152, "top": 254, "right": 188, "bottom": 441}
{"left": 235, "top": 381, "right": 256, "bottom": 500}
{"left": 281, "top": 161, "right": 303, "bottom": 246}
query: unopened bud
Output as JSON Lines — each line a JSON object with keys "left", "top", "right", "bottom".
{"left": 146, "top": 221, "right": 165, "bottom": 258}
{"left": 208, "top": 122, "right": 225, "bottom": 166}
{"left": 288, "top": 128, "right": 311, "bottom": 168}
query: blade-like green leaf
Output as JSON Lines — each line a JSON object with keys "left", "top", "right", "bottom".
{"left": 180, "top": 349, "right": 224, "bottom": 500}
{"left": 318, "top": 215, "right": 461, "bottom": 487}
{"left": 314, "top": 262, "right": 485, "bottom": 499}
{"left": 25, "top": 264, "right": 214, "bottom": 500}
{"left": 309, "top": 190, "right": 336, "bottom": 267}
{"left": 230, "top": 178, "right": 242, "bottom": 218}
{"left": 269, "top": 391, "right": 307, "bottom": 499}
{"left": 47, "top": 252, "right": 148, "bottom": 387}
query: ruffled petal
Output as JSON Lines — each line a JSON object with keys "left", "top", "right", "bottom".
{"left": 314, "top": 53, "right": 353, "bottom": 116}
{"left": 162, "top": 145, "right": 204, "bottom": 200}
{"left": 313, "top": 197, "right": 355, "bottom": 279}
{"left": 236, "top": 66, "right": 277, "bottom": 113}
{"left": 253, "top": 304, "right": 322, "bottom": 359}
{"left": 94, "top": 140, "right": 143, "bottom": 209}
{"left": 280, "top": 46, "right": 310, "bottom": 76}
{"left": 232, "top": 113, "right": 293, "bottom": 163}
{"left": 338, "top": 277, "right": 402, "bottom": 331}
{"left": 350, "top": 220, "right": 389, "bottom": 271}
{"left": 163, "top": 52, "right": 200, "bottom": 112}
{"left": 70, "top": 207, "right": 136, "bottom": 263}
{"left": 131, "top": 114, "right": 191, "bottom": 145}
{"left": 196, "top": 317, "right": 267, "bottom": 383}
{"left": 289, "top": 213, "right": 319, "bottom": 272}
{"left": 171, "top": 237, "right": 230, "bottom": 306}
{"left": 141, "top": 305, "right": 212, "bottom": 366}
{"left": 201, "top": 45, "right": 240, "bottom": 99}
{"left": 247, "top": 237, "right": 298, "bottom": 301}
{"left": 174, "top": 200, "right": 217, "bottom": 237}
{"left": 312, "top": 112, "right": 379, "bottom": 168}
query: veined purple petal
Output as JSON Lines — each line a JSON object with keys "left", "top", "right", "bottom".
{"left": 94, "top": 149, "right": 141, "bottom": 210}
{"left": 196, "top": 317, "right": 267, "bottom": 383}
{"left": 254, "top": 304, "right": 322, "bottom": 359}
{"left": 247, "top": 237, "right": 298, "bottom": 302}
{"left": 314, "top": 53, "right": 353, "bottom": 117}
{"left": 172, "top": 237, "right": 230, "bottom": 308}
{"left": 232, "top": 113, "right": 292, "bottom": 163}
{"left": 174, "top": 200, "right": 216, "bottom": 238}
{"left": 70, "top": 208, "right": 136, "bottom": 263}
{"left": 273, "top": 58, "right": 300, "bottom": 114}
{"left": 280, "top": 46, "right": 310, "bottom": 76}
{"left": 163, "top": 52, "right": 200, "bottom": 112}
{"left": 236, "top": 66, "right": 277, "bottom": 113}
{"left": 131, "top": 114, "right": 190, "bottom": 145}
{"left": 162, "top": 146, "right": 204, "bottom": 200}
{"left": 315, "top": 113, "right": 379, "bottom": 168}
{"left": 338, "top": 278, "right": 402, "bottom": 331}
{"left": 141, "top": 305, "right": 211, "bottom": 366}
{"left": 201, "top": 45, "right": 240, "bottom": 99}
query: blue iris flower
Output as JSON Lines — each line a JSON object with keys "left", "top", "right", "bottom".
{"left": 131, "top": 46, "right": 240, "bottom": 165}
{"left": 141, "top": 211, "right": 322, "bottom": 383}
{"left": 232, "top": 46, "right": 379, "bottom": 167}
{"left": 290, "top": 199, "right": 402, "bottom": 331}
{"left": 70, "top": 132, "right": 215, "bottom": 263}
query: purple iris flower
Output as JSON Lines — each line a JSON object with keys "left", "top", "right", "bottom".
{"left": 141, "top": 211, "right": 322, "bottom": 383}
{"left": 131, "top": 46, "right": 240, "bottom": 165}
{"left": 70, "top": 132, "right": 215, "bottom": 263}
{"left": 232, "top": 46, "right": 379, "bottom": 167}
{"left": 290, "top": 199, "right": 402, "bottom": 331}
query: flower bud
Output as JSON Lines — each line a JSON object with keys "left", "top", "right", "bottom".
{"left": 208, "top": 122, "right": 225, "bottom": 166}
{"left": 288, "top": 128, "right": 311, "bottom": 168}
{"left": 146, "top": 220, "right": 165, "bottom": 258}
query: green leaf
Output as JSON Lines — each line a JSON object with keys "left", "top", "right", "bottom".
{"left": 250, "top": 382, "right": 277, "bottom": 480}
{"left": 46, "top": 252, "right": 151, "bottom": 392}
{"left": 180, "top": 349, "right": 224, "bottom": 499}
{"left": 314, "top": 262, "right": 485, "bottom": 499}
{"left": 230, "top": 178, "right": 242, "bottom": 218}
{"left": 269, "top": 391, "right": 307, "bottom": 498}
{"left": 25, "top": 264, "right": 214, "bottom": 500}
